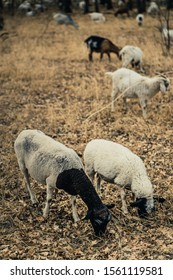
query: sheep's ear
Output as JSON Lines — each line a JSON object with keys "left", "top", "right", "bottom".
{"left": 83, "top": 210, "right": 92, "bottom": 220}
{"left": 154, "top": 196, "right": 165, "bottom": 203}
{"left": 130, "top": 198, "right": 146, "bottom": 208}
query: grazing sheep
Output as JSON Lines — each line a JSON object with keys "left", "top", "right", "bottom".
{"left": 18, "top": 1, "right": 31, "bottom": 12}
{"left": 162, "top": 25, "right": 173, "bottom": 43}
{"left": 14, "top": 129, "right": 112, "bottom": 236}
{"left": 119, "top": 45, "right": 144, "bottom": 72}
{"left": 84, "top": 35, "right": 121, "bottom": 61}
{"left": 147, "top": 1, "right": 159, "bottom": 16}
{"left": 89, "top": 12, "right": 106, "bottom": 23}
{"left": 84, "top": 139, "right": 164, "bottom": 216}
{"left": 53, "top": 13, "right": 79, "bottom": 29}
{"left": 106, "top": 68, "right": 170, "bottom": 118}
{"left": 136, "top": 14, "right": 144, "bottom": 26}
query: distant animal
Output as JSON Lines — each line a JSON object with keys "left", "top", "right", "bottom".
{"left": 14, "top": 129, "right": 112, "bottom": 236}
{"left": 89, "top": 12, "right": 106, "bottom": 23}
{"left": 84, "top": 139, "right": 165, "bottom": 217}
{"left": 106, "top": 68, "right": 170, "bottom": 118}
{"left": 18, "top": 1, "right": 31, "bottom": 12}
{"left": 162, "top": 24, "right": 173, "bottom": 43}
{"left": 53, "top": 13, "right": 79, "bottom": 29}
{"left": 136, "top": 14, "right": 144, "bottom": 26}
{"left": 119, "top": 45, "right": 144, "bottom": 72}
{"left": 84, "top": 35, "right": 121, "bottom": 61}
{"left": 147, "top": 1, "right": 159, "bottom": 16}
{"left": 114, "top": 6, "right": 130, "bottom": 17}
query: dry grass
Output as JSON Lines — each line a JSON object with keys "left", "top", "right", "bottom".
{"left": 0, "top": 11, "right": 173, "bottom": 260}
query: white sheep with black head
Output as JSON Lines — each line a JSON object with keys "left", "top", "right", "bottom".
{"left": 84, "top": 139, "right": 165, "bottom": 217}
{"left": 14, "top": 129, "right": 112, "bottom": 236}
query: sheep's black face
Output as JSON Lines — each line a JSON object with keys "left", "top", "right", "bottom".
{"left": 130, "top": 198, "right": 149, "bottom": 217}
{"left": 85, "top": 208, "right": 112, "bottom": 236}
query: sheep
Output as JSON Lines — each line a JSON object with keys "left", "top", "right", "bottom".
{"left": 162, "top": 25, "right": 173, "bottom": 43}
{"left": 89, "top": 12, "right": 106, "bottom": 23}
{"left": 136, "top": 14, "right": 144, "bottom": 26}
{"left": 106, "top": 68, "right": 170, "bottom": 118}
{"left": 84, "top": 35, "right": 121, "bottom": 62}
{"left": 14, "top": 129, "right": 112, "bottom": 236}
{"left": 119, "top": 45, "right": 144, "bottom": 72}
{"left": 53, "top": 13, "right": 79, "bottom": 29}
{"left": 84, "top": 139, "right": 165, "bottom": 217}
{"left": 18, "top": 1, "right": 31, "bottom": 12}
{"left": 147, "top": 1, "right": 159, "bottom": 16}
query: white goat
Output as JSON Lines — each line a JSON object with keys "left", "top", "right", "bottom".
{"left": 89, "top": 12, "right": 106, "bottom": 23}
{"left": 106, "top": 68, "right": 170, "bottom": 118}
{"left": 14, "top": 129, "right": 112, "bottom": 236}
{"left": 119, "top": 45, "right": 143, "bottom": 72}
{"left": 84, "top": 139, "right": 155, "bottom": 216}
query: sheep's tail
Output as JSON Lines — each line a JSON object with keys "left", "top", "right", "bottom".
{"left": 105, "top": 72, "right": 114, "bottom": 77}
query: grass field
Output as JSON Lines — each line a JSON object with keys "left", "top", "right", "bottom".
{"left": 0, "top": 10, "right": 173, "bottom": 260}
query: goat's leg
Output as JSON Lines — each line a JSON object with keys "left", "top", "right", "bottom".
{"left": 111, "top": 88, "right": 118, "bottom": 112}
{"left": 43, "top": 180, "right": 54, "bottom": 219}
{"left": 100, "top": 52, "right": 104, "bottom": 61}
{"left": 71, "top": 196, "right": 80, "bottom": 222}
{"left": 89, "top": 51, "right": 93, "bottom": 61}
{"left": 107, "top": 52, "right": 111, "bottom": 62}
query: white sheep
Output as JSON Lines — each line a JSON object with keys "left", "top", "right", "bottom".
{"left": 162, "top": 25, "right": 173, "bottom": 43}
{"left": 119, "top": 45, "right": 144, "bottom": 72}
{"left": 18, "top": 1, "right": 31, "bottom": 12}
{"left": 147, "top": 2, "right": 159, "bottom": 16}
{"left": 106, "top": 67, "right": 170, "bottom": 118}
{"left": 53, "top": 13, "right": 79, "bottom": 29}
{"left": 14, "top": 129, "right": 112, "bottom": 236}
{"left": 89, "top": 12, "right": 106, "bottom": 23}
{"left": 84, "top": 139, "right": 163, "bottom": 216}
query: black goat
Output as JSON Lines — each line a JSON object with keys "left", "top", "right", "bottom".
{"left": 84, "top": 35, "right": 121, "bottom": 62}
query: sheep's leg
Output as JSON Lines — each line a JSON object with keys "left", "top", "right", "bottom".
{"left": 71, "top": 196, "right": 80, "bottom": 222}
{"left": 117, "top": 186, "right": 128, "bottom": 214}
{"left": 96, "top": 173, "right": 101, "bottom": 195}
{"left": 18, "top": 162, "right": 37, "bottom": 204}
{"left": 139, "top": 98, "right": 148, "bottom": 119}
{"left": 43, "top": 181, "right": 54, "bottom": 219}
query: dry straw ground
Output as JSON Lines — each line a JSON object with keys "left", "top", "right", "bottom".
{"left": 0, "top": 10, "right": 173, "bottom": 260}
